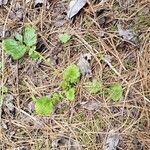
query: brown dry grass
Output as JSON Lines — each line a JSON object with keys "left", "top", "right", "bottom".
{"left": 0, "top": 0, "right": 150, "bottom": 149}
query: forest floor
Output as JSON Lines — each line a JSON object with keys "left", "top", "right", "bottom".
{"left": 0, "top": 0, "right": 150, "bottom": 149}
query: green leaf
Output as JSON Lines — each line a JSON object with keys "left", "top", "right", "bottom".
{"left": 65, "top": 88, "right": 75, "bottom": 101}
{"left": 84, "top": 79, "right": 102, "bottom": 94}
{"left": 107, "top": 83, "right": 123, "bottom": 101}
{"left": 63, "top": 64, "right": 80, "bottom": 84}
{"left": 51, "top": 92, "right": 61, "bottom": 104}
{"left": 58, "top": 32, "right": 71, "bottom": 44}
{"left": 23, "top": 24, "right": 37, "bottom": 47}
{"left": 0, "top": 61, "right": 2, "bottom": 69}
{"left": 0, "top": 85, "right": 8, "bottom": 93}
{"left": 33, "top": 96, "right": 54, "bottom": 116}
{"left": 15, "top": 33, "right": 23, "bottom": 43}
{"left": 61, "top": 80, "right": 71, "bottom": 90}
{"left": 29, "top": 46, "right": 40, "bottom": 60}
{"left": 2, "top": 38, "right": 27, "bottom": 60}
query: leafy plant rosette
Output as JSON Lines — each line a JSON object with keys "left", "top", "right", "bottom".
{"left": 84, "top": 79, "right": 102, "bottom": 94}
{"left": 61, "top": 64, "right": 80, "bottom": 101}
{"left": 106, "top": 82, "right": 123, "bottom": 102}
{"left": 2, "top": 24, "right": 40, "bottom": 60}
{"left": 32, "top": 92, "right": 61, "bottom": 116}
{"left": 58, "top": 32, "right": 71, "bottom": 44}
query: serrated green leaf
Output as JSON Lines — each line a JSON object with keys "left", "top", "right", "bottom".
{"left": 65, "top": 88, "right": 75, "bottom": 101}
{"left": 58, "top": 32, "right": 71, "bottom": 44}
{"left": 33, "top": 96, "right": 54, "bottom": 116}
{"left": 107, "top": 83, "right": 123, "bottom": 102}
{"left": 29, "top": 46, "right": 40, "bottom": 60}
{"left": 2, "top": 38, "right": 27, "bottom": 60}
{"left": 15, "top": 33, "right": 23, "bottom": 43}
{"left": 63, "top": 64, "right": 80, "bottom": 84}
{"left": 23, "top": 24, "right": 37, "bottom": 47}
{"left": 84, "top": 79, "right": 102, "bottom": 94}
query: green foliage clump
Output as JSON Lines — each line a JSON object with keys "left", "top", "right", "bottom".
{"left": 58, "top": 32, "right": 71, "bottom": 44}
{"left": 62, "top": 64, "right": 80, "bottom": 101}
{"left": 2, "top": 24, "right": 40, "bottom": 60}
{"left": 0, "top": 85, "right": 8, "bottom": 93}
{"left": 84, "top": 79, "right": 102, "bottom": 94}
{"left": 107, "top": 82, "right": 123, "bottom": 101}
{"left": 65, "top": 88, "right": 75, "bottom": 101}
{"left": 2, "top": 38, "right": 27, "bottom": 60}
{"left": 63, "top": 64, "right": 80, "bottom": 84}
{"left": 32, "top": 92, "right": 61, "bottom": 116}
{"left": 23, "top": 24, "right": 37, "bottom": 47}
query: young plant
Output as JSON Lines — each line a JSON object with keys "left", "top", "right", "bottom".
{"left": 62, "top": 64, "right": 80, "bottom": 101}
{"left": 65, "top": 88, "right": 75, "bottom": 101}
{"left": 2, "top": 24, "right": 40, "bottom": 60}
{"left": 58, "top": 32, "right": 71, "bottom": 44}
{"left": 0, "top": 85, "right": 8, "bottom": 93}
{"left": 32, "top": 92, "right": 61, "bottom": 116}
{"left": 63, "top": 64, "right": 80, "bottom": 85}
{"left": 84, "top": 79, "right": 102, "bottom": 94}
{"left": 107, "top": 82, "right": 123, "bottom": 102}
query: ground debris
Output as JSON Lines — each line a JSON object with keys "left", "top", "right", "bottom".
{"left": 28, "top": 101, "right": 35, "bottom": 113}
{"left": 117, "top": 24, "right": 138, "bottom": 43}
{"left": 3, "top": 94, "right": 15, "bottom": 113}
{"left": 34, "top": 0, "right": 45, "bottom": 7}
{"left": 67, "top": 0, "right": 87, "bottom": 19}
{"left": 15, "top": 146, "right": 28, "bottom": 150}
{"left": 77, "top": 53, "right": 92, "bottom": 77}
{"left": 103, "top": 129, "right": 120, "bottom": 150}
{"left": 9, "top": 2, "right": 24, "bottom": 21}
{"left": 52, "top": 136, "right": 82, "bottom": 150}
{"left": 80, "top": 100, "right": 99, "bottom": 111}
{"left": 0, "top": 0, "right": 8, "bottom": 5}
{"left": 1, "top": 120, "right": 8, "bottom": 129}
{"left": 117, "top": 0, "right": 136, "bottom": 8}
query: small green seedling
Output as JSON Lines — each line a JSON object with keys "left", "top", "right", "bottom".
{"left": 62, "top": 64, "right": 80, "bottom": 101}
{"left": 32, "top": 96, "right": 54, "bottom": 116}
{"left": 107, "top": 82, "right": 123, "bottom": 101}
{"left": 65, "top": 88, "right": 75, "bottom": 101}
{"left": 84, "top": 79, "right": 102, "bottom": 94}
{"left": 0, "top": 85, "right": 8, "bottom": 93}
{"left": 63, "top": 64, "right": 80, "bottom": 84}
{"left": 2, "top": 24, "right": 40, "bottom": 60}
{"left": 32, "top": 92, "right": 61, "bottom": 116}
{"left": 58, "top": 32, "right": 71, "bottom": 44}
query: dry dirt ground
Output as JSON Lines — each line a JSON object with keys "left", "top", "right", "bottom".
{"left": 0, "top": 0, "right": 150, "bottom": 149}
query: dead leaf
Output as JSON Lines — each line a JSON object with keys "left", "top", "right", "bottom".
{"left": 67, "top": 0, "right": 87, "bottom": 19}
{"left": 52, "top": 136, "right": 82, "bottom": 150}
{"left": 117, "top": 24, "right": 137, "bottom": 43}
{"left": 1, "top": 120, "right": 8, "bottom": 129}
{"left": 35, "top": 0, "right": 45, "bottom": 7}
{"left": 4, "top": 94, "right": 15, "bottom": 112}
{"left": 103, "top": 130, "right": 120, "bottom": 150}
{"left": 77, "top": 53, "right": 92, "bottom": 77}
{"left": 103, "top": 55, "right": 113, "bottom": 63}
{"left": 0, "top": 0, "right": 8, "bottom": 5}
{"left": 28, "top": 101, "right": 35, "bottom": 113}
{"left": 15, "top": 146, "right": 28, "bottom": 150}
{"left": 80, "top": 100, "right": 99, "bottom": 111}
{"left": 97, "top": 31, "right": 109, "bottom": 38}
{"left": 9, "top": 2, "right": 24, "bottom": 21}
{"left": 117, "top": 0, "right": 136, "bottom": 8}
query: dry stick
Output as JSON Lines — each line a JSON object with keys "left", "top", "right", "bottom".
{"left": 73, "top": 30, "right": 150, "bottom": 103}
{"left": 0, "top": 0, "right": 14, "bottom": 125}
